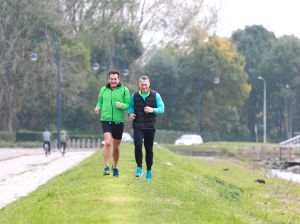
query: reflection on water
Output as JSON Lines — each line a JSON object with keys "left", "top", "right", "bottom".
{"left": 271, "top": 169, "right": 300, "bottom": 183}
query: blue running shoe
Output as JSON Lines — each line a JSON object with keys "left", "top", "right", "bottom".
{"left": 103, "top": 166, "right": 110, "bottom": 175}
{"left": 146, "top": 170, "right": 152, "bottom": 180}
{"left": 112, "top": 168, "right": 119, "bottom": 177}
{"left": 135, "top": 167, "right": 143, "bottom": 177}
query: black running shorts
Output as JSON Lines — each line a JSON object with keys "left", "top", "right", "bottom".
{"left": 101, "top": 121, "right": 124, "bottom": 140}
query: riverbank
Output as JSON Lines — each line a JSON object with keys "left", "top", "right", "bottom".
{"left": 165, "top": 142, "right": 300, "bottom": 184}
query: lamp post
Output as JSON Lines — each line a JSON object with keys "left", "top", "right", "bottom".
{"left": 196, "top": 73, "right": 220, "bottom": 134}
{"left": 31, "top": 36, "right": 62, "bottom": 149}
{"left": 196, "top": 76, "right": 202, "bottom": 134}
{"left": 92, "top": 62, "right": 100, "bottom": 71}
{"left": 258, "top": 76, "right": 267, "bottom": 143}
{"left": 114, "top": 50, "right": 129, "bottom": 76}
{"left": 94, "top": 49, "right": 129, "bottom": 76}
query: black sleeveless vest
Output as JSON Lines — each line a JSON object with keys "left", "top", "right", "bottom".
{"left": 133, "top": 90, "right": 157, "bottom": 129}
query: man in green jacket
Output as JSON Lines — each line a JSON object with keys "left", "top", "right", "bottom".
{"left": 95, "top": 70, "right": 131, "bottom": 177}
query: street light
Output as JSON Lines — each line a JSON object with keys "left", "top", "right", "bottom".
{"left": 94, "top": 49, "right": 130, "bottom": 76}
{"left": 258, "top": 76, "right": 267, "bottom": 143}
{"left": 92, "top": 62, "right": 100, "bottom": 71}
{"left": 213, "top": 76, "right": 220, "bottom": 85}
{"left": 31, "top": 36, "right": 62, "bottom": 149}
{"left": 122, "top": 68, "right": 129, "bottom": 77}
{"left": 114, "top": 51, "right": 130, "bottom": 76}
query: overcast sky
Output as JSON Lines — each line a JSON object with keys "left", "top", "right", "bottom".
{"left": 212, "top": 0, "right": 300, "bottom": 38}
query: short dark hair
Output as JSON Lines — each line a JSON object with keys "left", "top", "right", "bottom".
{"left": 139, "top": 75, "right": 150, "bottom": 82}
{"left": 107, "top": 70, "right": 120, "bottom": 78}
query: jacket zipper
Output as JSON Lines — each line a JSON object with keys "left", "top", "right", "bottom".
{"left": 111, "top": 89, "right": 114, "bottom": 121}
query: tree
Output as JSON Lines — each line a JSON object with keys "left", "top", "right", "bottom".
{"left": 179, "top": 36, "right": 250, "bottom": 136}
{"left": 142, "top": 36, "right": 250, "bottom": 138}
{"left": 132, "top": 0, "right": 219, "bottom": 52}
{"left": 0, "top": 0, "right": 93, "bottom": 132}
{"left": 231, "top": 25, "right": 276, "bottom": 137}
{"left": 0, "top": 0, "right": 220, "bottom": 134}
{"left": 142, "top": 47, "right": 181, "bottom": 130}
{"left": 259, "top": 35, "right": 300, "bottom": 139}
{"left": 0, "top": 0, "right": 56, "bottom": 131}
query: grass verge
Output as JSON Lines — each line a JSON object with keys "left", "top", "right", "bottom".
{"left": 0, "top": 144, "right": 299, "bottom": 223}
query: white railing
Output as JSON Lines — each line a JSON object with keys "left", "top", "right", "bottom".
{"left": 279, "top": 135, "right": 300, "bottom": 148}
{"left": 279, "top": 135, "right": 300, "bottom": 160}
{"left": 67, "top": 138, "right": 102, "bottom": 149}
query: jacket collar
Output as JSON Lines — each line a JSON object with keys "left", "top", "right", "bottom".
{"left": 138, "top": 88, "right": 150, "bottom": 96}
{"left": 106, "top": 83, "right": 122, "bottom": 89}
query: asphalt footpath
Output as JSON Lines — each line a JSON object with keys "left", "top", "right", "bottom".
{"left": 0, "top": 148, "right": 96, "bottom": 209}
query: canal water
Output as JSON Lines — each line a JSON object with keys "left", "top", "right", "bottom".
{"left": 271, "top": 169, "right": 300, "bottom": 184}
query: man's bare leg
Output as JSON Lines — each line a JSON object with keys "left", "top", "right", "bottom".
{"left": 112, "top": 139, "right": 121, "bottom": 168}
{"left": 103, "top": 132, "right": 113, "bottom": 167}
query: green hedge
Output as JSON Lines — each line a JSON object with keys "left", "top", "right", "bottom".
{"left": 16, "top": 130, "right": 42, "bottom": 142}
{"left": 0, "top": 140, "right": 41, "bottom": 148}
{"left": 0, "top": 131, "right": 16, "bottom": 141}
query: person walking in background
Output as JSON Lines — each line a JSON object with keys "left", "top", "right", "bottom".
{"left": 60, "top": 129, "right": 68, "bottom": 154}
{"left": 42, "top": 129, "right": 52, "bottom": 154}
{"left": 128, "top": 75, "right": 165, "bottom": 180}
{"left": 60, "top": 129, "right": 67, "bottom": 147}
{"left": 95, "top": 70, "right": 131, "bottom": 177}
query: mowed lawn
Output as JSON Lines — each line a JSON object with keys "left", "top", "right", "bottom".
{"left": 0, "top": 144, "right": 299, "bottom": 223}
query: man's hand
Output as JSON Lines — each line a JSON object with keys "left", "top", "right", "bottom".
{"left": 129, "top": 113, "right": 136, "bottom": 120}
{"left": 144, "top": 106, "right": 154, "bottom": 113}
{"left": 116, "top": 101, "right": 122, "bottom": 109}
{"left": 95, "top": 107, "right": 100, "bottom": 114}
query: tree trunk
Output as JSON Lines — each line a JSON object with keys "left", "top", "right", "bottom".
{"left": 2, "top": 84, "right": 14, "bottom": 131}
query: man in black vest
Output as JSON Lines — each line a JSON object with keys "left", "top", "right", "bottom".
{"left": 128, "top": 75, "right": 165, "bottom": 180}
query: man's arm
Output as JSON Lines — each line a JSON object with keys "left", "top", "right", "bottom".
{"left": 128, "top": 93, "right": 136, "bottom": 120}
{"left": 128, "top": 93, "right": 135, "bottom": 114}
{"left": 95, "top": 87, "right": 104, "bottom": 113}
{"left": 153, "top": 93, "right": 165, "bottom": 114}
{"left": 120, "top": 87, "right": 131, "bottom": 110}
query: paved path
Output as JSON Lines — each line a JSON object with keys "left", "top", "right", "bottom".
{"left": 0, "top": 148, "right": 96, "bottom": 209}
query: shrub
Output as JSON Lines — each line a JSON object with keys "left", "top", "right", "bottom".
{"left": 0, "top": 140, "right": 41, "bottom": 148}
{"left": 16, "top": 130, "right": 43, "bottom": 142}
{"left": 0, "top": 131, "right": 16, "bottom": 141}
{"left": 0, "top": 140, "right": 17, "bottom": 147}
